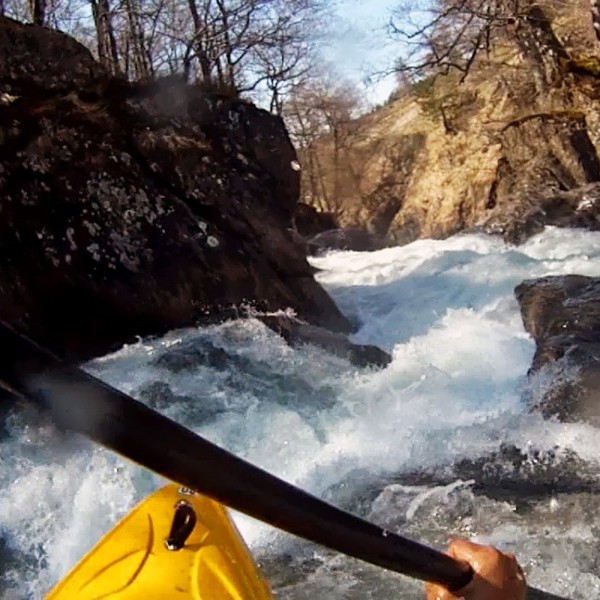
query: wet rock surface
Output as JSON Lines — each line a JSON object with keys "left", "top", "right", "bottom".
{"left": 451, "top": 444, "right": 600, "bottom": 504}
{"left": 261, "top": 314, "right": 392, "bottom": 368}
{"left": 483, "top": 183, "right": 600, "bottom": 245}
{"left": 516, "top": 275, "right": 600, "bottom": 423}
{"left": 0, "top": 16, "right": 353, "bottom": 361}
{"left": 306, "top": 228, "right": 388, "bottom": 255}
{"left": 325, "top": 444, "right": 600, "bottom": 519}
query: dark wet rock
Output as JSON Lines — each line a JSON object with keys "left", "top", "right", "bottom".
{"left": 153, "top": 340, "right": 230, "bottom": 372}
{"left": 483, "top": 183, "right": 600, "bottom": 245}
{"left": 525, "top": 354, "right": 600, "bottom": 424}
{"left": 147, "top": 331, "right": 339, "bottom": 426}
{"left": 322, "top": 444, "right": 600, "bottom": 522}
{"left": 292, "top": 202, "right": 337, "bottom": 237}
{"left": 136, "top": 381, "right": 225, "bottom": 421}
{"left": 262, "top": 314, "right": 391, "bottom": 368}
{"left": 137, "top": 381, "right": 193, "bottom": 410}
{"left": 0, "top": 16, "right": 107, "bottom": 96}
{"left": 451, "top": 444, "right": 600, "bottom": 504}
{"left": 0, "top": 17, "right": 351, "bottom": 362}
{"left": 516, "top": 275, "right": 600, "bottom": 422}
{"left": 307, "top": 228, "right": 388, "bottom": 255}
{"left": 285, "top": 227, "right": 315, "bottom": 257}
{"left": 516, "top": 275, "right": 600, "bottom": 343}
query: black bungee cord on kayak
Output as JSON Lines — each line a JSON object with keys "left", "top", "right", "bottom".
{"left": 165, "top": 500, "right": 198, "bottom": 551}
{"left": 0, "top": 319, "right": 569, "bottom": 600}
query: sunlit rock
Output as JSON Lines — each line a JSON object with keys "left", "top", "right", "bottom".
{"left": 300, "top": 15, "right": 600, "bottom": 247}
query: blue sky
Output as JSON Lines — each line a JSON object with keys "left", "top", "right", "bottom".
{"left": 325, "top": 0, "right": 402, "bottom": 105}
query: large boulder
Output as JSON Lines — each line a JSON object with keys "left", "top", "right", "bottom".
{"left": 481, "top": 113, "right": 600, "bottom": 244}
{"left": 0, "top": 16, "right": 352, "bottom": 361}
{"left": 516, "top": 275, "right": 600, "bottom": 423}
{"left": 482, "top": 183, "right": 600, "bottom": 245}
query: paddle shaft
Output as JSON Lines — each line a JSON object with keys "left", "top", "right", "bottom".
{"left": 0, "top": 321, "right": 568, "bottom": 599}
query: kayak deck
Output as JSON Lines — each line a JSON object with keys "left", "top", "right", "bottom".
{"left": 46, "top": 484, "right": 273, "bottom": 599}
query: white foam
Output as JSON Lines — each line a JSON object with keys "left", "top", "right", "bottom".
{"left": 2, "top": 227, "right": 600, "bottom": 596}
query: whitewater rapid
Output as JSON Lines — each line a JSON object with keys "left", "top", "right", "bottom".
{"left": 1, "top": 227, "right": 600, "bottom": 598}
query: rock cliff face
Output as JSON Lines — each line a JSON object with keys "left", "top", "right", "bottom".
{"left": 307, "top": 1, "right": 600, "bottom": 246}
{"left": 0, "top": 16, "right": 353, "bottom": 361}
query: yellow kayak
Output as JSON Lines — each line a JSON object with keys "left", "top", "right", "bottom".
{"left": 46, "top": 484, "right": 273, "bottom": 599}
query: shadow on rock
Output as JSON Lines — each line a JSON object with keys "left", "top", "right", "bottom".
{"left": 307, "top": 228, "right": 388, "bottom": 255}
{"left": 484, "top": 183, "right": 600, "bottom": 245}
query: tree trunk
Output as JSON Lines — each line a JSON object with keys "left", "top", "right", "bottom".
{"left": 215, "top": 0, "right": 236, "bottom": 88}
{"left": 30, "top": 0, "right": 46, "bottom": 26}
{"left": 90, "top": 0, "right": 108, "bottom": 67}
{"left": 90, "top": 0, "right": 120, "bottom": 74}
{"left": 124, "top": 0, "right": 150, "bottom": 79}
{"left": 187, "top": 0, "right": 213, "bottom": 82}
{"left": 332, "top": 125, "right": 340, "bottom": 212}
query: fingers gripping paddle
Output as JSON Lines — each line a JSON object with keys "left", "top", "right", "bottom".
{"left": 0, "top": 321, "right": 568, "bottom": 599}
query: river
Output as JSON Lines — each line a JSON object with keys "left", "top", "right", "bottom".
{"left": 1, "top": 227, "right": 599, "bottom": 598}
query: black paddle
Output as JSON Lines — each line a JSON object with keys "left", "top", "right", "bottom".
{"left": 0, "top": 320, "right": 568, "bottom": 599}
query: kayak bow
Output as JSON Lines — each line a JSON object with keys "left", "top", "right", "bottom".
{"left": 46, "top": 484, "right": 273, "bottom": 599}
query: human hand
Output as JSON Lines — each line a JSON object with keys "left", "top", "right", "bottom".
{"left": 424, "top": 539, "right": 526, "bottom": 600}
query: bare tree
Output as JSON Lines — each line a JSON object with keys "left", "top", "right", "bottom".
{"left": 88, "top": 0, "right": 120, "bottom": 74}
{"left": 389, "top": 0, "right": 568, "bottom": 92}
{"left": 122, "top": 0, "right": 151, "bottom": 78}
{"left": 284, "top": 83, "right": 330, "bottom": 210}
{"left": 3, "top": 0, "right": 331, "bottom": 113}
{"left": 283, "top": 71, "right": 362, "bottom": 212}
{"left": 244, "top": 0, "right": 322, "bottom": 114}
{"left": 254, "top": 35, "right": 312, "bottom": 114}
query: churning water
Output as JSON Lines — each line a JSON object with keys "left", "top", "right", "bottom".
{"left": 2, "top": 227, "right": 600, "bottom": 598}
